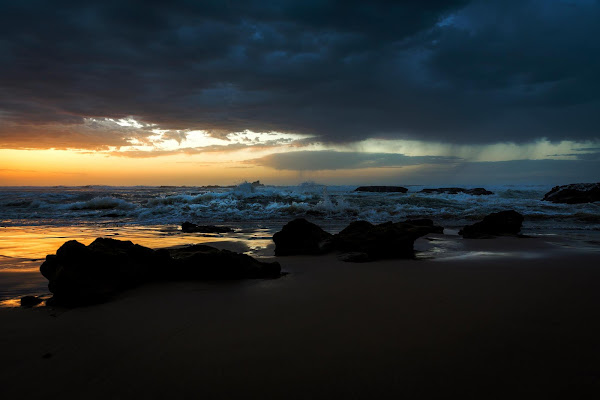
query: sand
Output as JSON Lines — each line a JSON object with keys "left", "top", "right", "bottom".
{"left": 1, "top": 235, "right": 600, "bottom": 399}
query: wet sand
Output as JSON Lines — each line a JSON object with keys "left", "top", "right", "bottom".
{"left": 1, "top": 236, "right": 600, "bottom": 399}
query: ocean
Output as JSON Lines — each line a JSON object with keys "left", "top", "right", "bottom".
{"left": 1, "top": 183, "right": 599, "bottom": 302}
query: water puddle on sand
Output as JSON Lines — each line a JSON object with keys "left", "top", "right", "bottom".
{"left": 0, "top": 225, "right": 275, "bottom": 261}
{"left": 414, "top": 233, "right": 560, "bottom": 261}
{"left": 0, "top": 224, "right": 277, "bottom": 304}
{"left": 0, "top": 297, "right": 49, "bottom": 308}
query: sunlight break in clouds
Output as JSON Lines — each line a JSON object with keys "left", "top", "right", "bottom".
{"left": 95, "top": 118, "right": 313, "bottom": 155}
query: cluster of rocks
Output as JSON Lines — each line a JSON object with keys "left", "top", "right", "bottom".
{"left": 273, "top": 218, "right": 443, "bottom": 262}
{"left": 420, "top": 187, "right": 493, "bottom": 196}
{"left": 33, "top": 206, "right": 530, "bottom": 307}
{"left": 274, "top": 210, "right": 526, "bottom": 260}
{"left": 542, "top": 183, "right": 600, "bottom": 204}
{"left": 40, "top": 238, "right": 280, "bottom": 306}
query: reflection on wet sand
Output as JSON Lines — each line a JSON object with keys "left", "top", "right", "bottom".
{"left": 0, "top": 225, "right": 275, "bottom": 263}
{"left": 0, "top": 224, "right": 275, "bottom": 304}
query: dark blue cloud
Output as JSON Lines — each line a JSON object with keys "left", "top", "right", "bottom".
{"left": 0, "top": 0, "right": 598, "bottom": 147}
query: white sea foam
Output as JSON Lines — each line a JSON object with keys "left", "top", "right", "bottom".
{"left": 0, "top": 184, "right": 598, "bottom": 232}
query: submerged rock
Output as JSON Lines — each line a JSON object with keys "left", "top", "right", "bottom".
{"left": 20, "top": 295, "right": 43, "bottom": 307}
{"left": 40, "top": 237, "right": 280, "bottom": 306}
{"left": 542, "top": 183, "right": 600, "bottom": 204}
{"left": 459, "top": 210, "right": 524, "bottom": 239}
{"left": 273, "top": 218, "right": 333, "bottom": 256}
{"left": 354, "top": 186, "right": 408, "bottom": 193}
{"left": 181, "top": 222, "right": 234, "bottom": 233}
{"left": 420, "top": 187, "right": 493, "bottom": 195}
{"left": 273, "top": 218, "right": 443, "bottom": 261}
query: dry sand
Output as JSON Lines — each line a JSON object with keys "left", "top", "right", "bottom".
{"left": 1, "top": 235, "right": 600, "bottom": 399}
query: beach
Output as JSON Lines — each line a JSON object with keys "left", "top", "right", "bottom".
{"left": 2, "top": 0, "right": 599, "bottom": 395}
{"left": 3, "top": 0, "right": 600, "bottom": 396}
{"left": 2, "top": 234, "right": 600, "bottom": 399}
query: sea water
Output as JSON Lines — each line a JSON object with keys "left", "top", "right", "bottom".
{"left": 1, "top": 183, "right": 598, "bottom": 300}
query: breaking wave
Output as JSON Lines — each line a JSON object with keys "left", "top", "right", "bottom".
{"left": 0, "top": 183, "right": 598, "bottom": 232}
{"left": 67, "top": 197, "right": 136, "bottom": 211}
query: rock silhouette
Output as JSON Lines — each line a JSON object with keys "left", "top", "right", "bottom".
{"left": 542, "top": 183, "right": 600, "bottom": 204}
{"left": 420, "top": 187, "right": 493, "bottom": 195}
{"left": 273, "top": 218, "right": 443, "bottom": 261}
{"left": 354, "top": 186, "right": 408, "bottom": 193}
{"left": 459, "top": 210, "right": 524, "bottom": 239}
{"left": 273, "top": 218, "right": 333, "bottom": 256}
{"left": 40, "top": 237, "right": 280, "bottom": 306}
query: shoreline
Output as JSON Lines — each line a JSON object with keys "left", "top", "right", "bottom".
{"left": 1, "top": 230, "right": 599, "bottom": 303}
{"left": 1, "top": 236, "right": 600, "bottom": 397}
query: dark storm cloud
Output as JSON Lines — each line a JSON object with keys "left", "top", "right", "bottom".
{"left": 250, "top": 151, "right": 459, "bottom": 170}
{"left": 1, "top": 0, "right": 599, "bottom": 148}
{"left": 407, "top": 159, "right": 600, "bottom": 185}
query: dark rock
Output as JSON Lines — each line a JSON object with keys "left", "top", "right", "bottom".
{"left": 420, "top": 187, "right": 493, "bottom": 195}
{"left": 273, "top": 218, "right": 333, "bottom": 256}
{"left": 169, "top": 245, "right": 280, "bottom": 279}
{"left": 40, "top": 238, "right": 171, "bottom": 305}
{"left": 272, "top": 218, "right": 444, "bottom": 261}
{"left": 459, "top": 210, "right": 524, "bottom": 239}
{"left": 542, "top": 183, "right": 600, "bottom": 204}
{"left": 251, "top": 180, "right": 264, "bottom": 187}
{"left": 420, "top": 187, "right": 462, "bottom": 194}
{"left": 20, "top": 295, "right": 43, "bottom": 307}
{"left": 465, "top": 188, "right": 493, "bottom": 195}
{"left": 181, "top": 222, "right": 234, "bottom": 233}
{"left": 354, "top": 186, "right": 408, "bottom": 193}
{"left": 40, "top": 237, "right": 279, "bottom": 306}
{"left": 332, "top": 220, "right": 443, "bottom": 261}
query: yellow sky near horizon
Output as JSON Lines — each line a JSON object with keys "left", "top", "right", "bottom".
{"left": 0, "top": 148, "right": 433, "bottom": 186}
{"left": 0, "top": 148, "right": 274, "bottom": 186}
{"left": 1, "top": 130, "right": 597, "bottom": 186}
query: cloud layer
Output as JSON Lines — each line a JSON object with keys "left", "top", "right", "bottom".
{"left": 250, "top": 151, "right": 459, "bottom": 170}
{"left": 2, "top": 0, "right": 599, "bottom": 150}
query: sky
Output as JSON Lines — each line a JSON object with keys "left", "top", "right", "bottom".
{"left": 1, "top": 0, "right": 599, "bottom": 186}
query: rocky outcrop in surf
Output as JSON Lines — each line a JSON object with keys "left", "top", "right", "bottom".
{"left": 542, "top": 183, "right": 600, "bottom": 204}
{"left": 40, "top": 238, "right": 280, "bottom": 306}
{"left": 459, "top": 210, "right": 524, "bottom": 239}
{"left": 354, "top": 186, "right": 408, "bottom": 193}
{"left": 420, "top": 187, "right": 493, "bottom": 195}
